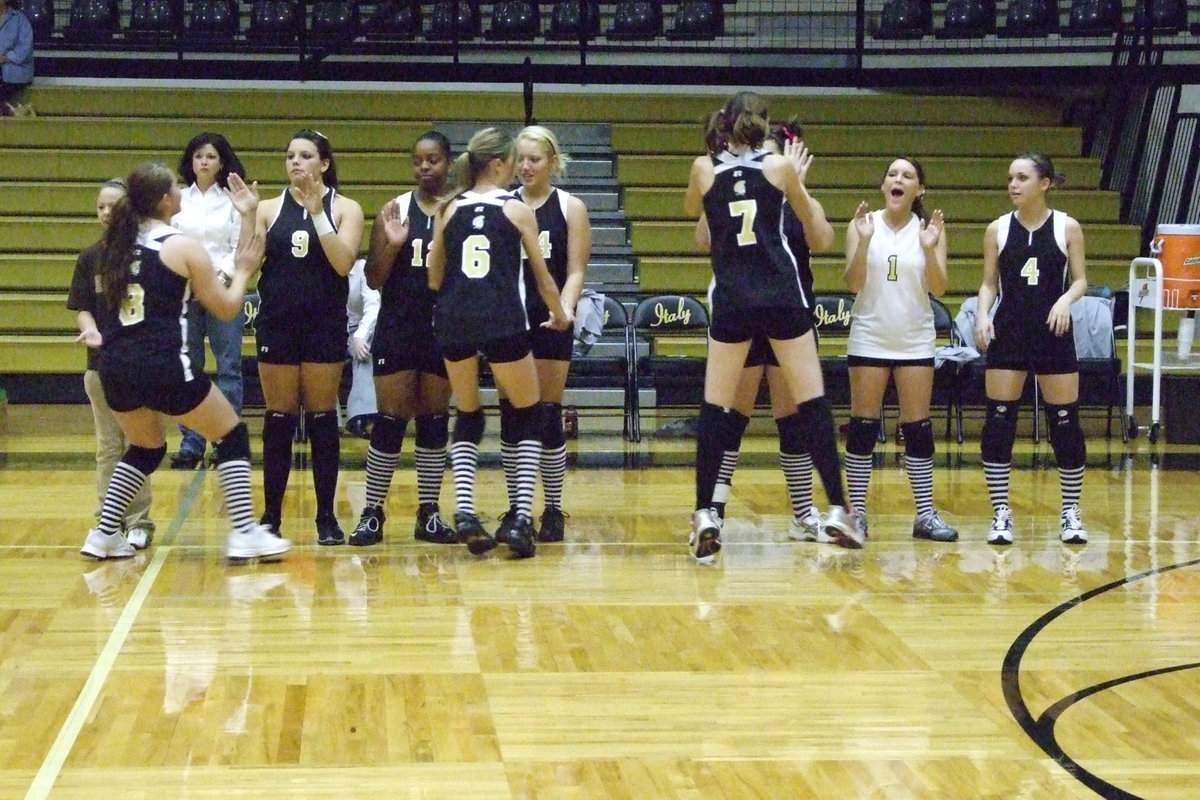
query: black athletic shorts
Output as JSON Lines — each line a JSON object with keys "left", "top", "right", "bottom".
{"left": 986, "top": 323, "right": 1078, "bottom": 375}
{"left": 711, "top": 305, "right": 814, "bottom": 345}
{"left": 441, "top": 331, "right": 531, "bottom": 365}
{"left": 373, "top": 322, "right": 447, "bottom": 377}
{"left": 102, "top": 371, "right": 212, "bottom": 416}
{"left": 255, "top": 304, "right": 347, "bottom": 365}
{"left": 529, "top": 326, "right": 573, "bottom": 361}
{"left": 847, "top": 355, "right": 935, "bottom": 369}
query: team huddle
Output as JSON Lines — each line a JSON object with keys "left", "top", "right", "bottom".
{"left": 69, "top": 90, "right": 1091, "bottom": 566}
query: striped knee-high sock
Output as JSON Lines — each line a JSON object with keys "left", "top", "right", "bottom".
{"left": 843, "top": 452, "right": 873, "bottom": 513}
{"left": 983, "top": 460, "right": 1012, "bottom": 511}
{"left": 905, "top": 455, "right": 934, "bottom": 517}
{"left": 97, "top": 462, "right": 147, "bottom": 535}
{"left": 1059, "top": 465, "right": 1084, "bottom": 511}
{"left": 782, "top": 450, "right": 814, "bottom": 518}
{"left": 450, "top": 441, "right": 479, "bottom": 517}
{"left": 216, "top": 458, "right": 256, "bottom": 531}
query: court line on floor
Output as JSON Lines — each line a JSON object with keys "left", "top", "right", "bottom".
{"left": 24, "top": 469, "right": 207, "bottom": 800}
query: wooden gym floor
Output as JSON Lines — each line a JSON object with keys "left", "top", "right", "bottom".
{"left": 1, "top": 403, "right": 1198, "bottom": 799}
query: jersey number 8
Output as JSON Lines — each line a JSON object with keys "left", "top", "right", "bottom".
{"left": 119, "top": 283, "right": 146, "bottom": 326}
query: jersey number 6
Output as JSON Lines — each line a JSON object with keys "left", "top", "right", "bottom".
{"left": 462, "top": 234, "right": 491, "bottom": 278}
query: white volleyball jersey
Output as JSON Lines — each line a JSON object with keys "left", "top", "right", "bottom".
{"left": 847, "top": 211, "right": 936, "bottom": 359}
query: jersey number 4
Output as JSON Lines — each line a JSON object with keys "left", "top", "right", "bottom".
{"left": 728, "top": 199, "right": 758, "bottom": 246}
{"left": 1019, "top": 257, "right": 1040, "bottom": 286}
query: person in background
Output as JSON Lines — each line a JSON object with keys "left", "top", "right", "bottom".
{"left": 67, "top": 178, "right": 156, "bottom": 550}
{"left": 169, "top": 132, "right": 248, "bottom": 470}
{"left": 343, "top": 257, "right": 380, "bottom": 439}
{"left": 0, "top": 0, "right": 34, "bottom": 117}
{"left": 974, "top": 152, "right": 1089, "bottom": 546}
{"left": 843, "top": 157, "right": 957, "bottom": 543}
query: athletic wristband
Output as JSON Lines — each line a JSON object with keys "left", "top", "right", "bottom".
{"left": 312, "top": 211, "right": 334, "bottom": 236}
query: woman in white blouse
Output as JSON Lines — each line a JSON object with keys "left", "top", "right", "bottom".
{"left": 169, "top": 132, "right": 248, "bottom": 469}
{"left": 344, "top": 258, "right": 380, "bottom": 437}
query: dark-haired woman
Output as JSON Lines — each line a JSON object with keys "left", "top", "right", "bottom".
{"left": 250, "top": 129, "right": 365, "bottom": 546}
{"left": 80, "top": 162, "right": 287, "bottom": 561}
{"left": 169, "top": 132, "right": 249, "bottom": 470}
{"left": 975, "top": 153, "right": 1088, "bottom": 546}
{"left": 428, "top": 127, "right": 570, "bottom": 559}
{"left": 843, "top": 157, "right": 957, "bottom": 543}
{"left": 349, "top": 131, "right": 458, "bottom": 547}
{"left": 684, "top": 90, "right": 859, "bottom": 564}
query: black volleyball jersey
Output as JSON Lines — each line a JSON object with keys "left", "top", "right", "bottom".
{"left": 702, "top": 149, "right": 805, "bottom": 315}
{"left": 518, "top": 187, "right": 571, "bottom": 326}
{"left": 378, "top": 191, "right": 438, "bottom": 339}
{"left": 99, "top": 223, "right": 195, "bottom": 379}
{"left": 784, "top": 206, "right": 814, "bottom": 304}
{"left": 993, "top": 210, "right": 1070, "bottom": 334}
{"left": 259, "top": 188, "right": 348, "bottom": 315}
{"left": 434, "top": 189, "right": 528, "bottom": 345}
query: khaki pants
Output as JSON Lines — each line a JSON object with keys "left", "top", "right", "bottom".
{"left": 84, "top": 369, "right": 155, "bottom": 531}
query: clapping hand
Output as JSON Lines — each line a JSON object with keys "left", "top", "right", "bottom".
{"left": 920, "top": 209, "right": 944, "bottom": 249}
{"left": 852, "top": 200, "right": 874, "bottom": 239}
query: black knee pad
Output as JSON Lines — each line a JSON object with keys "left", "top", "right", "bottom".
{"left": 453, "top": 409, "right": 486, "bottom": 444}
{"left": 370, "top": 413, "right": 408, "bottom": 453}
{"left": 700, "top": 402, "right": 749, "bottom": 450}
{"left": 414, "top": 413, "right": 449, "bottom": 450}
{"left": 1045, "top": 402, "right": 1087, "bottom": 469}
{"left": 505, "top": 402, "right": 542, "bottom": 443}
{"left": 541, "top": 402, "right": 566, "bottom": 449}
{"left": 846, "top": 416, "right": 879, "bottom": 457}
{"left": 981, "top": 399, "right": 1019, "bottom": 464}
{"left": 305, "top": 410, "right": 339, "bottom": 447}
{"left": 213, "top": 422, "right": 250, "bottom": 464}
{"left": 901, "top": 418, "right": 935, "bottom": 460}
{"left": 775, "top": 412, "right": 806, "bottom": 455}
{"left": 263, "top": 411, "right": 298, "bottom": 446}
{"left": 124, "top": 443, "right": 166, "bottom": 475}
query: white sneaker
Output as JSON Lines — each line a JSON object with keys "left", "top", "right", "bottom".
{"left": 80, "top": 528, "right": 136, "bottom": 560}
{"left": 1060, "top": 504, "right": 1088, "bottom": 545}
{"left": 987, "top": 505, "right": 1014, "bottom": 545}
{"left": 689, "top": 508, "right": 722, "bottom": 565}
{"left": 125, "top": 525, "right": 154, "bottom": 550}
{"left": 788, "top": 508, "right": 824, "bottom": 541}
{"left": 226, "top": 524, "right": 292, "bottom": 560}
{"left": 822, "top": 506, "right": 865, "bottom": 549}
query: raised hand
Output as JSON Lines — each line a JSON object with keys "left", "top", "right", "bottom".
{"left": 227, "top": 173, "right": 259, "bottom": 217}
{"left": 920, "top": 209, "right": 944, "bottom": 249}
{"left": 852, "top": 200, "right": 874, "bottom": 239}
{"left": 784, "top": 138, "right": 814, "bottom": 185}
{"left": 379, "top": 200, "right": 410, "bottom": 248}
{"left": 289, "top": 170, "right": 324, "bottom": 216}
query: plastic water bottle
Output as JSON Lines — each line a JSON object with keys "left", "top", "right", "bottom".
{"left": 1178, "top": 314, "right": 1195, "bottom": 360}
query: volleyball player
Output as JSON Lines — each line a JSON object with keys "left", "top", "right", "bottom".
{"left": 427, "top": 127, "right": 570, "bottom": 559}
{"left": 493, "top": 125, "right": 591, "bottom": 545}
{"left": 68, "top": 178, "right": 156, "bottom": 550}
{"left": 250, "top": 129, "right": 365, "bottom": 546}
{"left": 843, "top": 158, "right": 958, "bottom": 542}
{"left": 974, "top": 152, "right": 1089, "bottom": 546}
{"left": 348, "top": 131, "right": 458, "bottom": 547}
{"left": 79, "top": 162, "right": 288, "bottom": 561}
{"left": 701, "top": 119, "right": 836, "bottom": 542}
{"left": 684, "top": 91, "right": 861, "bottom": 564}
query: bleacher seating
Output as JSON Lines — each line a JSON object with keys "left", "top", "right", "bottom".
{"left": 0, "top": 87, "right": 1143, "bottom": 432}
